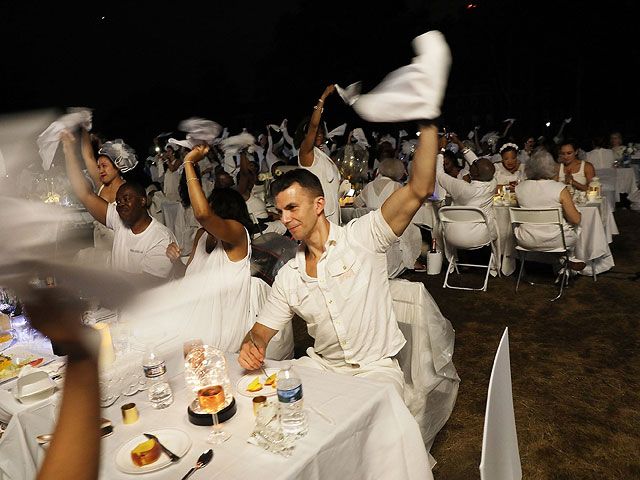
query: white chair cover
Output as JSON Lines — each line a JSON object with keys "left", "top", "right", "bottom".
{"left": 389, "top": 279, "right": 460, "bottom": 453}
{"left": 480, "top": 327, "right": 522, "bottom": 480}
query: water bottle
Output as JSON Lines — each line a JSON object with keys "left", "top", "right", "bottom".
{"left": 142, "top": 345, "right": 174, "bottom": 409}
{"left": 276, "top": 366, "right": 308, "bottom": 437}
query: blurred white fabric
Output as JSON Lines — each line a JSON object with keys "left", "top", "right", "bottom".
{"left": 480, "top": 327, "right": 522, "bottom": 480}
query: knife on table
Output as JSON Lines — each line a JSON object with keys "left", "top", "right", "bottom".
{"left": 143, "top": 433, "right": 181, "bottom": 462}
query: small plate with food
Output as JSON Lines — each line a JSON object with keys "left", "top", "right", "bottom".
{"left": 0, "top": 347, "right": 55, "bottom": 384}
{"left": 114, "top": 429, "right": 191, "bottom": 474}
{"left": 236, "top": 368, "right": 279, "bottom": 397}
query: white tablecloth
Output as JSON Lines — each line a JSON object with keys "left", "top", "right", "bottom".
{"left": 497, "top": 205, "right": 615, "bottom": 277}
{"left": 0, "top": 349, "right": 434, "bottom": 480}
{"left": 595, "top": 167, "right": 638, "bottom": 202}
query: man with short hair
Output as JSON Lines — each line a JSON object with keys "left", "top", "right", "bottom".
{"left": 61, "top": 131, "right": 176, "bottom": 283}
{"left": 238, "top": 122, "right": 439, "bottom": 394}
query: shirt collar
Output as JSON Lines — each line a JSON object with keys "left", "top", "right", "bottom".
{"left": 291, "top": 221, "right": 342, "bottom": 270}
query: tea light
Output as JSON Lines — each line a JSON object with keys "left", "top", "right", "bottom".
{"left": 121, "top": 402, "right": 139, "bottom": 424}
{"left": 92, "top": 323, "right": 116, "bottom": 368}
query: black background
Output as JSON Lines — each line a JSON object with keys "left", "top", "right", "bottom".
{"left": 2, "top": 0, "right": 637, "bottom": 154}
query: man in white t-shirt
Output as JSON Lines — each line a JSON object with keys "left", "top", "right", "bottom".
{"left": 61, "top": 131, "right": 176, "bottom": 283}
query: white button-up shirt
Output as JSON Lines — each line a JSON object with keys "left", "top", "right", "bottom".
{"left": 257, "top": 209, "right": 406, "bottom": 366}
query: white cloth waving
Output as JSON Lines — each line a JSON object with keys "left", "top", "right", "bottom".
{"left": 336, "top": 31, "right": 451, "bottom": 122}
{"left": 37, "top": 108, "right": 92, "bottom": 170}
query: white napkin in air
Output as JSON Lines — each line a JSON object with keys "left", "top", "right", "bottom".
{"left": 336, "top": 30, "right": 451, "bottom": 122}
{"left": 36, "top": 108, "right": 93, "bottom": 171}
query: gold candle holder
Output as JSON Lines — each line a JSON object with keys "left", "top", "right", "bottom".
{"left": 121, "top": 402, "right": 139, "bottom": 424}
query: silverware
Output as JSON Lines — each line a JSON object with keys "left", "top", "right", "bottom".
{"left": 143, "top": 433, "right": 181, "bottom": 462}
{"left": 248, "top": 331, "right": 269, "bottom": 379}
{"left": 180, "top": 449, "right": 213, "bottom": 480}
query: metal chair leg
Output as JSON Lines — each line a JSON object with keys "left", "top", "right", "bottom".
{"left": 515, "top": 252, "right": 526, "bottom": 294}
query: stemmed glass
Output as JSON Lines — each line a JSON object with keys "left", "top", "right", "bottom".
{"left": 198, "top": 385, "right": 231, "bottom": 444}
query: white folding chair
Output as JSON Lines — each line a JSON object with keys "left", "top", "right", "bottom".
{"left": 479, "top": 327, "right": 522, "bottom": 480}
{"left": 509, "top": 207, "right": 575, "bottom": 301}
{"left": 438, "top": 206, "right": 499, "bottom": 291}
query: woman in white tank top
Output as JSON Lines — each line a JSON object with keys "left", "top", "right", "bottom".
{"left": 556, "top": 140, "right": 595, "bottom": 192}
{"left": 166, "top": 145, "right": 254, "bottom": 352}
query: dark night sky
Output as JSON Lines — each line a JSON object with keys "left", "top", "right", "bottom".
{"left": 1, "top": 1, "right": 638, "bottom": 155}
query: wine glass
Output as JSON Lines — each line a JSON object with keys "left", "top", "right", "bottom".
{"left": 198, "top": 385, "right": 231, "bottom": 444}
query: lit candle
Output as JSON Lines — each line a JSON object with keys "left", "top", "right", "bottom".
{"left": 92, "top": 323, "right": 116, "bottom": 368}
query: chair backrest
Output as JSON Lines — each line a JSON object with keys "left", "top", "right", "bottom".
{"left": 480, "top": 327, "right": 522, "bottom": 480}
{"left": 508, "top": 207, "right": 562, "bottom": 226}
{"left": 438, "top": 206, "right": 492, "bottom": 249}
{"left": 439, "top": 206, "right": 489, "bottom": 224}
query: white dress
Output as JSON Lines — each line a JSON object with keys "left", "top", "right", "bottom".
{"left": 494, "top": 162, "right": 526, "bottom": 185}
{"left": 182, "top": 228, "right": 252, "bottom": 352}
{"left": 163, "top": 169, "right": 181, "bottom": 202}
{"left": 514, "top": 180, "right": 577, "bottom": 252}
{"left": 558, "top": 160, "right": 587, "bottom": 186}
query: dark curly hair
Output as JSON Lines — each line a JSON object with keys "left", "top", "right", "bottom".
{"left": 207, "top": 188, "right": 254, "bottom": 235}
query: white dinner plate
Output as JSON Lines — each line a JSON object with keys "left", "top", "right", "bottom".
{"left": 114, "top": 428, "right": 191, "bottom": 474}
{"left": 235, "top": 368, "right": 279, "bottom": 398}
{"left": 0, "top": 347, "right": 56, "bottom": 385}
{"left": 0, "top": 336, "right": 16, "bottom": 352}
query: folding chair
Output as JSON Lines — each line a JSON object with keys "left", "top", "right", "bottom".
{"left": 438, "top": 206, "right": 500, "bottom": 291}
{"left": 509, "top": 207, "right": 577, "bottom": 302}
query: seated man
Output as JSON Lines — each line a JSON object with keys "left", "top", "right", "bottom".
{"left": 238, "top": 123, "right": 438, "bottom": 395}
{"left": 61, "top": 131, "right": 176, "bottom": 283}
{"left": 436, "top": 135, "right": 498, "bottom": 241}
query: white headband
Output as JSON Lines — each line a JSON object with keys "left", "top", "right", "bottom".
{"left": 499, "top": 142, "right": 519, "bottom": 154}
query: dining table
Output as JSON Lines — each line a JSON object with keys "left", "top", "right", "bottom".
{"left": 0, "top": 339, "right": 434, "bottom": 480}
{"left": 595, "top": 167, "right": 638, "bottom": 205}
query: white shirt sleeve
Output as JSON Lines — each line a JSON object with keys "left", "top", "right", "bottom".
{"left": 256, "top": 269, "right": 294, "bottom": 332}
{"left": 348, "top": 209, "right": 398, "bottom": 254}
{"left": 140, "top": 232, "right": 175, "bottom": 278}
{"left": 105, "top": 202, "right": 120, "bottom": 231}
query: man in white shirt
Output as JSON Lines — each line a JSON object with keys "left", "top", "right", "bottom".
{"left": 238, "top": 123, "right": 438, "bottom": 395}
{"left": 61, "top": 131, "right": 176, "bottom": 283}
{"left": 436, "top": 135, "right": 498, "bottom": 240}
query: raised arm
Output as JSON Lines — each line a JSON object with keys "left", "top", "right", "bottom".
{"left": 299, "top": 85, "right": 335, "bottom": 166}
{"left": 80, "top": 128, "right": 101, "bottom": 188}
{"left": 183, "top": 145, "right": 248, "bottom": 252}
{"left": 236, "top": 150, "right": 253, "bottom": 196}
{"left": 61, "top": 130, "right": 108, "bottom": 225}
{"left": 381, "top": 123, "right": 437, "bottom": 236}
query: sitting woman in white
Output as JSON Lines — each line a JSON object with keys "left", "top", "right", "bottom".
{"left": 354, "top": 158, "right": 424, "bottom": 276}
{"left": 166, "top": 144, "right": 254, "bottom": 352}
{"left": 515, "top": 150, "right": 585, "bottom": 272}
{"left": 494, "top": 142, "right": 526, "bottom": 191}
{"left": 555, "top": 139, "right": 595, "bottom": 192}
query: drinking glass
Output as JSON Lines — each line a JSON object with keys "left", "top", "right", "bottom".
{"left": 198, "top": 385, "right": 231, "bottom": 444}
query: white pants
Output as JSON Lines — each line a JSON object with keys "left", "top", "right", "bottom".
{"left": 293, "top": 348, "right": 405, "bottom": 398}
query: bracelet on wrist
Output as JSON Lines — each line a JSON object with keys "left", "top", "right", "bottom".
{"left": 318, "top": 98, "right": 324, "bottom": 103}
{"left": 184, "top": 160, "right": 195, "bottom": 165}
{"left": 186, "top": 178, "right": 199, "bottom": 183}
{"left": 313, "top": 105, "right": 324, "bottom": 113}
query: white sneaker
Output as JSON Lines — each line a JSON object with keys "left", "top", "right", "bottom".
{"left": 347, "top": 30, "right": 452, "bottom": 122}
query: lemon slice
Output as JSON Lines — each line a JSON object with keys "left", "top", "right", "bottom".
{"left": 247, "top": 376, "right": 263, "bottom": 392}
{"left": 264, "top": 372, "right": 277, "bottom": 386}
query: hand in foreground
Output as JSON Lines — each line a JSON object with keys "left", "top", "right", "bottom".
{"left": 22, "top": 286, "right": 88, "bottom": 350}
{"left": 238, "top": 339, "right": 265, "bottom": 370}
{"left": 184, "top": 144, "right": 210, "bottom": 163}
{"left": 166, "top": 242, "right": 182, "bottom": 261}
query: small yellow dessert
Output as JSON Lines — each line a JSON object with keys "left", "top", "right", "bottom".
{"left": 247, "top": 376, "right": 263, "bottom": 392}
{"left": 131, "top": 438, "right": 161, "bottom": 467}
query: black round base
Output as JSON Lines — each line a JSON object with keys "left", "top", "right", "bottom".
{"left": 187, "top": 397, "right": 237, "bottom": 426}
